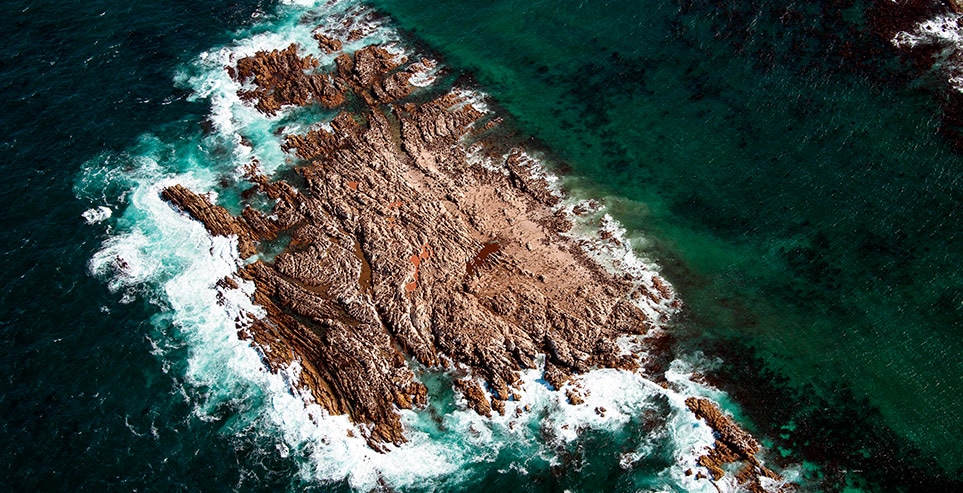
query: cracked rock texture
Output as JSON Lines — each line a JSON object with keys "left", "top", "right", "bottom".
{"left": 165, "top": 38, "right": 680, "bottom": 449}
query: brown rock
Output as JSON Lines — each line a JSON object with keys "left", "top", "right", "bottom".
{"left": 686, "top": 397, "right": 792, "bottom": 491}
{"left": 314, "top": 32, "right": 343, "bottom": 54}
{"left": 686, "top": 397, "right": 760, "bottom": 458}
{"left": 651, "top": 275, "right": 673, "bottom": 301}
{"left": 453, "top": 379, "right": 492, "bottom": 418}
{"left": 491, "top": 398, "right": 506, "bottom": 416}
{"left": 566, "top": 389, "right": 585, "bottom": 406}
{"left": 160, "top": 184, "right": 259, "bottom": 258}
{"left": 216, "top": 276, "right": 239, "bottom": 290}
{"left": 231, "top": 44, "right": 345, "bottom": 116}
{"left": 543, "top": 361, "right": 572, "bottom": 390}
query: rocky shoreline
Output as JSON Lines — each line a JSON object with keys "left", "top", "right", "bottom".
{"left": 162, "top": 28, "right": 790, "bottom": 490}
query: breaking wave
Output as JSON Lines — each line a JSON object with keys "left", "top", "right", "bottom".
{"left": 892, "top": 8, "right": 963, "bottom": 91}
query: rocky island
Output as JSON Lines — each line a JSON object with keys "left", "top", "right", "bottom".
{"left": 161, "top": 29, "right": 789, "bottom": 491}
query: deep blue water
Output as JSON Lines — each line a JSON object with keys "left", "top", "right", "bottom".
{"left": 2, "top": 0, "right": 963, "bottom": 490}
{"left": 0, "top": 1, "right": 302, "bottom": 489}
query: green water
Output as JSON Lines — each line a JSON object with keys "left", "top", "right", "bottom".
{"left": 369, "top": 0, "right": 963, "bottom": 483}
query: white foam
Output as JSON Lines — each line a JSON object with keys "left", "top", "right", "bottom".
{"left": 464, "top": 141, "right": 509, "bottom": 175}
{"left": 281, "top": 0, "right": 325, "bottom": 7}
{"left": 561, "top": 203, "right": 679, "bottom": 321}
{"left": 506, "top": 148, "right": 562, "bottom": 195}
{"left": 82, "top": 206, "right": 112, "bottom": 224}
{"left": 893, "top": 13, "right": 963, "bottom": 49}
{"left": 452, "top": 88, "right": 491, "bottom": 114}
{"left": 893, "top": 13, "right": 963, "bottom": 92}
{"left": 439, "top": 356, "right": 723, "bottom": 493}
{"left": 408, "top": 59, "right": 440, "bottom": 87}
{"left": 89, "top": 229, "right": 161, "bottom": 296}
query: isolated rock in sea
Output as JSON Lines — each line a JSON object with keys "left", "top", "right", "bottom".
{"left": 314, "top": 32, "right": 343, "bottom": 54}
{"left": 164, "top": 39, "right": 679, "bottom": 449}
{"left": 159, "top": 28, "right": 792, "bottom": 488}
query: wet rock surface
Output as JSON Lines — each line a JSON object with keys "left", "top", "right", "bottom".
{"left": 686, "top": 397, "right": 791, "bottom": 492}
{"left": 161, "top": 184, "right": 260, "bottom": 258}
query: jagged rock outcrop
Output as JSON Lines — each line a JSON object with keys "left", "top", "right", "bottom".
{"left": 164, "top": 38, "right": 680, "bottom": 449}
{"left": 686, "top": 397, "right": 792, "bottom": 492}
{"left": 314, "top": 32, "right": 343, "bottom": 54}
{"left": 161, "top": 184, "right": 260, "bottom": 258}
{"left": 453, "top": 379, "right": 493, "bottom": 418}
{"left": 228, "top": 44, "right": 345, "bottom": 115}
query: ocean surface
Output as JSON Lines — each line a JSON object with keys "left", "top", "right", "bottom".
{"left": 2, "top": 0, "right": 962, "bottom": 491}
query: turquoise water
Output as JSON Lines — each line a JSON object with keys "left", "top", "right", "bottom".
{"left": 1, "top": 0, "right": 962, "bottom": 490}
